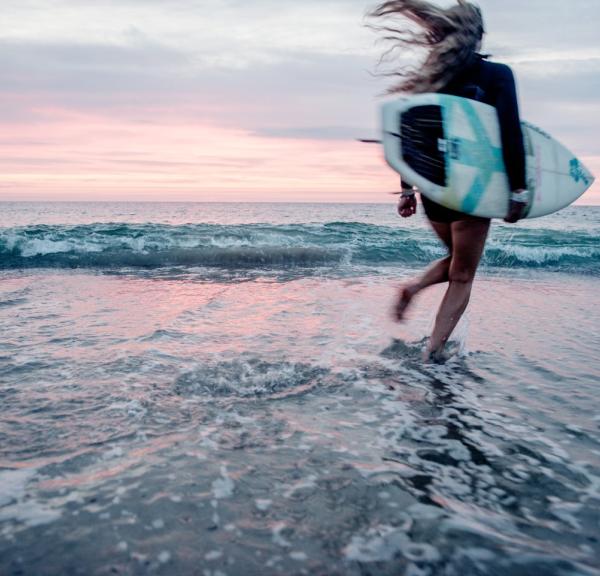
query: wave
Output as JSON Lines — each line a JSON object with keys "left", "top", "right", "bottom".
{"left": 0, "top": 222, "right": 598, "bottom": 275}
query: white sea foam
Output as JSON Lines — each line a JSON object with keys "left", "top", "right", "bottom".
{"left": 212, "top": 466, "right": 234, "bottom": 499}
{"left": 175, "top": 357, "right": 327, "bottom": 399}
{"left": 271, "top": 522, "right": 292, "bottom": 548}
{"left": 255, "top": 499, "right": 272, "bottom": 511}
{"left": 486, "top": 240, "right": 596, "bottom": 264}
{"left": 0, "top": 469, "right": 62, "bottom": 530}
{"left": 343, "top": 525, "right": 408, "bottom": 562}
{"left": 283, "top": 475, "right": 318, "bottom": 498}
{"left": 0, "top": 469, "right": 37, "bottom": 507}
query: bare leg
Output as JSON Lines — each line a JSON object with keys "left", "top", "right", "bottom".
{"left": 395, "top": 221, "right": 452, "bottom": 321}
{"left": 426, "top": 218, "right": 490, "bottom": 358}
{"left": 395, "top": 256, "right": 451, "bottom": 320}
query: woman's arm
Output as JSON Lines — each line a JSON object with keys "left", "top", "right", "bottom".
{"left": 492, "top": 64, "right": 529, "bottom": 222}
{"left": 493, "top": 63, "right": 526, "bottom": 191}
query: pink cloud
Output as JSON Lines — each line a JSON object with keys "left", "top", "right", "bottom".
{"left": 0, "top": 104, "right": 597, "bottom": 205}
{"left": 0, "top": 107, "right": 394, "bottom": 202}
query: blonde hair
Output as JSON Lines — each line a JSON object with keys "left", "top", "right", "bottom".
{"left": 369, "top": 0, "right": 485, "bottom": 94}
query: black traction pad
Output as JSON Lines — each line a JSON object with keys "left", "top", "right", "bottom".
{"left": 400, "top": 105, "right": 447, "bottom": 187}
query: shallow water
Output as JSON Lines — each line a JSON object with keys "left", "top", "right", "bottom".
{"left": 1, "top": 203, "right": 599, "bottom": 575}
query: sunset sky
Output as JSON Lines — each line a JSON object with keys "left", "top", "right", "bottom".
{"left": 1, "top": 0, "right": 599, "bottom": 203}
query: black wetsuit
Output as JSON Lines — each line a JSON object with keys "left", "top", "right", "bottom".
{"left": 414, "top": 54, "right": 526, "bottom": 223}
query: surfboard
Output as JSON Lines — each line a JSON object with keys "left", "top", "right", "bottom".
{"left": 381, "top": 94, "right": 595, "bottom": 219}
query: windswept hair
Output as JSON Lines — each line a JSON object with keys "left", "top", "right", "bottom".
{"left": 369, "top": 0, "right": 485, "bottom": 94}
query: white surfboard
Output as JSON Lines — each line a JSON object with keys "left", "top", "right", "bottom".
{"left": 381, "top": 94, "right": 595, "bottom": 219}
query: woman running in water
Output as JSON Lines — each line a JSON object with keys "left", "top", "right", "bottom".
{"left": 370, "top": 0, "right": 529, "bottom": 360}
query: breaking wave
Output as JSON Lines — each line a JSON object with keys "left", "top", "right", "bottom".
{"left": 0, "top": 222, "right": 598, "bottom": 275}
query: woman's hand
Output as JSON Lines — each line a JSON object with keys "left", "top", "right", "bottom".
{"left": 398, "top": 194, "right": 417, "bottom": 218}
{"left": 504, "top": 200, "right": 526, "bottom": 223}
{"left": 504, "top": 189, "right": 529, "bottom": 223}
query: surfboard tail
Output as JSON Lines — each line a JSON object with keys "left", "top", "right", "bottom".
{"left": 569, "top": 158, "right": 595, "bottom": 197}
{"left": 583, "top": 161, "right": 595, "bottom": 188}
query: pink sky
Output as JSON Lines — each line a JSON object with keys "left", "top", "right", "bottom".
{"left": 1, "top": 107, "right": 597, "bottom": 204}
{"left": 0, "top": 107, "right": 398, "bottom": 203}
{"left": 0, "top": 106, "right": 597, "bottom": 204}
{"left": 0, "top": 0, "right": 598, "bottom": 204}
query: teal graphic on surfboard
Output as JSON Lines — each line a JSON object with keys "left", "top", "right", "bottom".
{"left": 381, "top": 94, "right": 595, "bottom": 219}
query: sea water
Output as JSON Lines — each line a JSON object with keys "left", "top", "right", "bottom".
{"left": 1, "top": 202, "right": 599, "bottom": 576}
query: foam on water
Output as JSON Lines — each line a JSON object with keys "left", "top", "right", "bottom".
{"left": 174, "top": 357, "right": 331, "bottom": 400}
{"left": 0, "top": 469, "right": 62, "bottom": 531}
{"left": 1, "top": 220, "right": 599, "bottom": 275}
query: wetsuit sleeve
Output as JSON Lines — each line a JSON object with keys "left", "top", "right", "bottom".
{"left": 493, "top": 65, "right": 527, "bottom": 191}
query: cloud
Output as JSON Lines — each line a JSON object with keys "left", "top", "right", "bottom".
{"left": 2, "top": 33, "right": 597, "bottom": 153}
{"left": 0, "top": 38, "right": 188, "bottom": 92}
{"left": 0, "top": 36, "right": 385, "bottom": 136}
{"left": 254, "top": 126, "right": 369, "bottom": 141}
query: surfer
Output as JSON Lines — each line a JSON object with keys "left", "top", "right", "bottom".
{"left": 370, "top": 0, "right": 529, "bottom": 360}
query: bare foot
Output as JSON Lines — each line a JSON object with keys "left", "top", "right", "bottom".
{"left": 422, "top": 342, "right": 448, "bottom": 364}
{"left": 394, "top": 285, "right": 417, "bottom": 322}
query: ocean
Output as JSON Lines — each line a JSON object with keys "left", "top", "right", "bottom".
{"left": 1, "top": 201, "right": 599, "bottom": 576}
